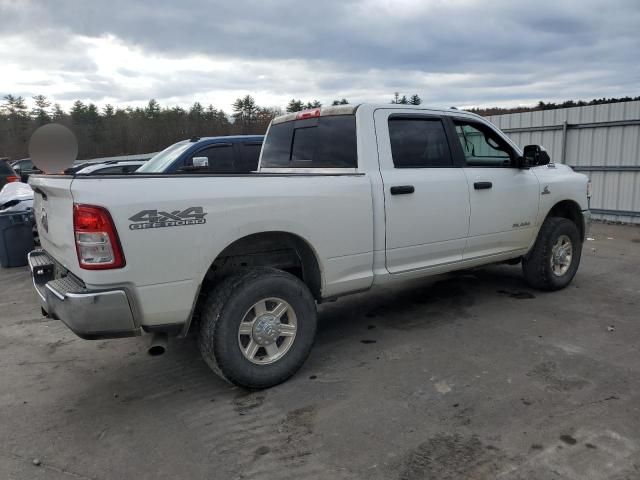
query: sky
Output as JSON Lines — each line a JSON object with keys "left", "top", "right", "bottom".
{"left": 1, "top": 0, "right": 639, "bottom": 113}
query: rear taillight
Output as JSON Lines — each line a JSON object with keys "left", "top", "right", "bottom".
{"left": 73, "top": 204, "right": 125, "bottom": 269}
{"left": 6, "top": 175, "right": 19, "bottom": 183}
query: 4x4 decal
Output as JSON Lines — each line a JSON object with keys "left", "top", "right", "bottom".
{"left": 128, "top": 207, "right": 207, "bottom": 230}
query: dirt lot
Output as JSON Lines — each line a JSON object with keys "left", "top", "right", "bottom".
{"left": 1, "top": 222, "right": 639, "bottom": 480}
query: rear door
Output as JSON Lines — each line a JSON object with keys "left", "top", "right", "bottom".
{"left": 449, "top": 117, "right": 540, "bottom": 258}
{"left": 374, "top": 110, "right": 470, "bottom": 273}
{"left": 29, "top": 176, "right": 78, "bottom": 272}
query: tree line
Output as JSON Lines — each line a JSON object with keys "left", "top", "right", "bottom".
{"left": 0, "top": 94, "right": 358, "bottom": 160}
{"left": 0, "top": 94, "right": 281, "bottom": 160}
{"left": 469, "top": 95, "right": 640, "bottom": 116}
{"left": 1, "top": 92, "right": 637, "bottom": 161}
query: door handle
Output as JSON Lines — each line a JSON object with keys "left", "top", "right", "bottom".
{"left": 474, "top": 181, "right": 492, "bottom": 190}
{"left": 390, "top": 185, "right": 415, "bottom": 195}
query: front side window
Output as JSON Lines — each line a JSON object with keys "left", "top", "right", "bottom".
{"left": 185, "top": 145, "right": 235, "bottom": 172}
{"left": 453, "top": 120, "right": 513, "bottom": 167}
{"left": 261, "top": 115, "right": 357, "bottom": 168}
{"left": 15, "top": 160, "right": 33, "bottom": 170}
{"left": 388, "top": 117, "right": 453, "bottom": 168}
{"left": 94, "top": 165, "right": 128, "bottom": 174}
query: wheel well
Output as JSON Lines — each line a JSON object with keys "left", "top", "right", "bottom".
{"left": 547, "top": 200, "right": 584, "bottom": 240}
{"left": 204, "top": 232, "right": 322, "bottom": 300}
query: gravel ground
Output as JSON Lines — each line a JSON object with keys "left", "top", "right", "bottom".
{"left": 1, "top": 222, "right": 639, "bottom": 480}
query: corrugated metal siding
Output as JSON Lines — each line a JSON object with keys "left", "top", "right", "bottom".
{"left": 488, "top": 101, "right": 640, "bottom": 224}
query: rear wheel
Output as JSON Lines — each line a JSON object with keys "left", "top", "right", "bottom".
{"left": 198, "top": 267, "right": 317, "bottom": 389}
{"left": 522, "top": 217, "right": 582, "bottom": 291}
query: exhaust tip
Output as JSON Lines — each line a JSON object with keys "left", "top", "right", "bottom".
{"left": 148, "top": 344, "right": 166, "bottom": 356}
{"left": 147, "top": 332, "right": 168, "bottom": 356}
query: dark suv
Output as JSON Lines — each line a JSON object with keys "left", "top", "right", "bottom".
{"left": 137, "top": 135, "right": 263, "bottom": 174}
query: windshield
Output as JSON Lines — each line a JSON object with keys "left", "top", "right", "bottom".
{"left": 136, "top": 141, "right": 191, "bottom": 173}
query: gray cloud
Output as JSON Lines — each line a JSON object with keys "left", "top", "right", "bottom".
{"left": 0, "top": 0, "right": 639, "bottom": 109}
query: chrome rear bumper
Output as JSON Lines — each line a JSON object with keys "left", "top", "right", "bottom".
{"left": 28, "top": 250, "right": 139, "bottom": 339}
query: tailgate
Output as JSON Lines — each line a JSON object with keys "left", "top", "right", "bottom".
{"left": 29, "top": 175, "right": 79, "bottom": 274}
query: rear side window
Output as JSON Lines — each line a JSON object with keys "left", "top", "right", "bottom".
{"left": 261, "top": 115, "right": 357, "bottom": 168}
{"left": 238, "top": 143, "right": 262, "bottom": 172}
{"left": 0, "top": 162, "right": 14, "bottom": 175}
{"left": 124, "top": 164, "right": 142, "bottom": 173}
{"left": 388, "top": 118, "right": 453, "bottom": 168}
{"left": 94, "top": 166, "right": 127, "bottom": 174}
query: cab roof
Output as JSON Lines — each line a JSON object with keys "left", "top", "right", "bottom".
{"left": 271, "top": 104, "right": 484, "bottom": 125}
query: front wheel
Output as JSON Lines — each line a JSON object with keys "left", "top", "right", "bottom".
{"left": 522, "top": 217, "right": 582, "bottom": 291}
{"left": 198, "top": 267, "right": 317, "bottom": 389}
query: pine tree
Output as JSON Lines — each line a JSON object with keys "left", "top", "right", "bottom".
{"left": 145, "top": 99, "right": 161, "bottom": 119}
{"left": 2, "top": 95, "right": 30, "bottom": 154}
{"left": 409, "top": 94, "right": 422, "bottom": 105}
{"left": 286, "top": 99, "right": 304, "bottom": 113}
{"left": 189, "top": 102, "right": 204, "bottom": 118}
{"left": 31, "top": 94, "right": 51, "bottom": 125}
{"left": 304, "top": 100, "right": 321, "bottom": 109}
{"left": 232, "top": 95, "right": 258, "bottom": 134}
{"left": 70, "top": 100, "right": 86, "bottom": 125}
{"left": 102, "top": 104, "right": 115, "bottom": 118}
{"left": 85, "top": 103, "right": 102, "bottom": 155}
{"left": 52, "top": 104, "right": 66, "bottom": 121}
{"left": 2, "top": 95, "right": 29, "bottom": 120}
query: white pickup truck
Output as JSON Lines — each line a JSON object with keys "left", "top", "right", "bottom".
{"left": 28, "top": 104, "right": 591, "bottom": 388}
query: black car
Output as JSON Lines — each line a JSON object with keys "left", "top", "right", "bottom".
{"left": 0, "top": 160, "right": 19, "bottom": 190}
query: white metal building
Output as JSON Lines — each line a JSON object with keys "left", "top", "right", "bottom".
{"left": 488, "top": 101, "right": 640, "bottom": 224}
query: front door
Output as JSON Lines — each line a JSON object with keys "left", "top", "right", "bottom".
{"left": 449, "top": 118, "right": 540, "bottom": 259}
{"left": 374, "top": 110, "right": 470, "bottom": 273}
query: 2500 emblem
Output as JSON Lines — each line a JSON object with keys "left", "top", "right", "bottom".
{"left": 128, "top": 207, "right": 207, "bottom": 230}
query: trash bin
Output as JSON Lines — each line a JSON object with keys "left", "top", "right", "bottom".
{"left": 0, "top": 211, "right": 35, "bottom": 268}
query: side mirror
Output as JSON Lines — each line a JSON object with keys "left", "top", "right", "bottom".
{"left": 192, "top": 156, "right": 209, "bottom": 168}
{"left": 516, "top": 155, "right": 530, "bottom": 169}
{"left": 523, "top": 145, "right": 551, "bottom": 167}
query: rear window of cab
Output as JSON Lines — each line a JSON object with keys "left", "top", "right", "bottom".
{"left": 261, "top": 115, "right": 357, "bottom": 168}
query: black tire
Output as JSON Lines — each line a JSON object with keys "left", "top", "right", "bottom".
{"left": 522, "top": 216, "right": 582, "bottom": 291}
{"left": 198, "top": 267, "right": 317, "bottom": 389}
